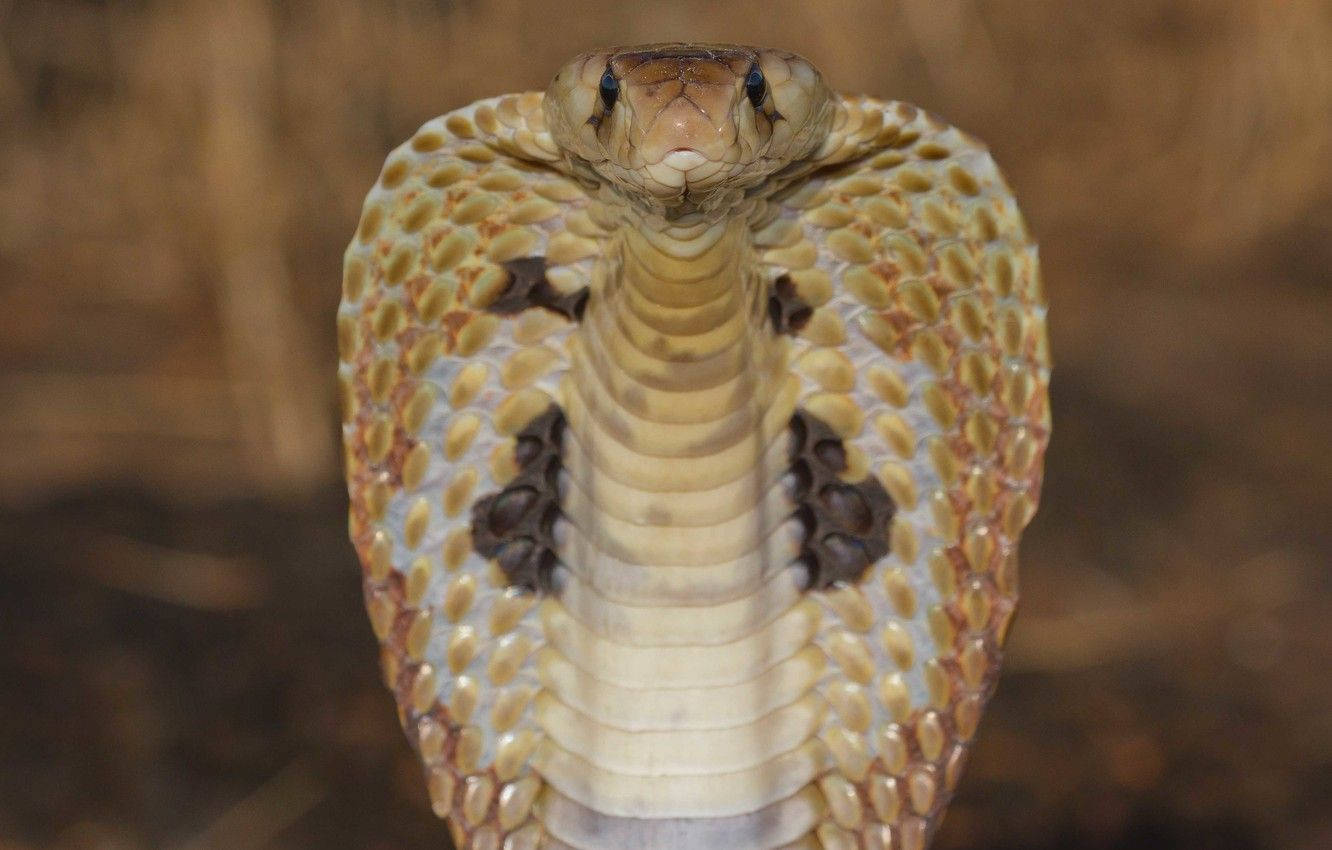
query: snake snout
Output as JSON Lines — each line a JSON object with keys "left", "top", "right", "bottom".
{"left": 636, "top": 97, "right": 732, "bottom": 166}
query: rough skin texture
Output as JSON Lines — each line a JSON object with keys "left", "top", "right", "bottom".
{"left": 339, "top": 43, "right": 1049, "bottom": 850}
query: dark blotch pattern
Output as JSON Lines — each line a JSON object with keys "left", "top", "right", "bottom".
{"left": 788, "top": 409, "right": 896, "bottom": 588}
{"left": 487, "top": 256, "right": 589, "bottom": 322}
{"left": 768, "top": 273, "right": 813, "bottom": 335}
{"left": 470, "top": 405, "right": 566, "bottom": 592}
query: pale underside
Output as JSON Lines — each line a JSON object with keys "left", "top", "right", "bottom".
{"left": 339, "top": 74, "right": 1049, "bottom": 850}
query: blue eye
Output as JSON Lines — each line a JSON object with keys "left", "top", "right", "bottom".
{"left": 599, "top": 70, "right": 619, "bottom": 110}
{"left": 745, "top": 64, "right": 766, "bottom": 108}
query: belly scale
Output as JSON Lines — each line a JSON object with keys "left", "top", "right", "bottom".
{"left": 533, "top": 219, "right": 827, "bottom": 845}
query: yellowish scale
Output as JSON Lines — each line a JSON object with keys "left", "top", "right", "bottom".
{"left": 340, "top": 44, "right": 1048, "bottom": 850}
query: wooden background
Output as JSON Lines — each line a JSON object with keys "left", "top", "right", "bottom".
{"left": 2, "top": 1, "right": 1330, "bottom": 848}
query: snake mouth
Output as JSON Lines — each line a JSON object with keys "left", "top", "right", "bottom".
{"left": 642, "top": 147, "right": 728, "bottom": 196}
{"left": 660, "top": 148, "right": 709, "bottom": 170}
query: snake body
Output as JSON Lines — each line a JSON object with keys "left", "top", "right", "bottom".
{"left": 339, "top": 44, "right": 1049, "bottom": 850}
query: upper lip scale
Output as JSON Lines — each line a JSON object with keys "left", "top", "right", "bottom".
{"left": 661, "top": 148, "right": 709, "bottom": 170}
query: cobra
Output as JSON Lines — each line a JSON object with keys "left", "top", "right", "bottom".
{"left": 339, "top": 43, "right": 1049, "bottom": 850}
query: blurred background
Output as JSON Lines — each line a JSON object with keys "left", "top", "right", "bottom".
{"left": 2, "top": 1, "right": 1330, "bottom": 848}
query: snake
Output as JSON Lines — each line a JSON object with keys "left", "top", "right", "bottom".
{"left": 338, "top": 43, "right": 1049, "bottom": 850}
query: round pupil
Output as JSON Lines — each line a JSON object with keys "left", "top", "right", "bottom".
{"left": 599, "top": 72, "right": 618, "bottom": 109}
{"left": 746, "top": 67, "right": 766, "bottom": 106}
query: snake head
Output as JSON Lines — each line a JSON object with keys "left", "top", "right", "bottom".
{"left": 545, "top": 43, "right": 835, "bottom": 211}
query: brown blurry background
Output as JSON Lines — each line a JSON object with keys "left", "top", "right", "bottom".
{"left": 2, "top": 1, "right": 1330, "bottom": 848}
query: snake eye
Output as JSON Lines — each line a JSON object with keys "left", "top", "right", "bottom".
{"left": 745, "top": 64, "right": 767, "bottom": 108}
{"left": 599, "top": 70, "right": 619, "bottom": 111}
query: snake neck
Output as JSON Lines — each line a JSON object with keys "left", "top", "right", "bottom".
{"left": 562, "top": 211, "right": 796, "bottom": 516}
{"left": 555, "top": 207, "right": 800, "bottom": 608}
{"left": 555, "top": 207, "right": 802, "bottom": 611}
{"left": 575, "top": 212, "right": 788, "bottom": 424}
{"left": 541, "top": 207, "right": 813, "bottom": 831}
